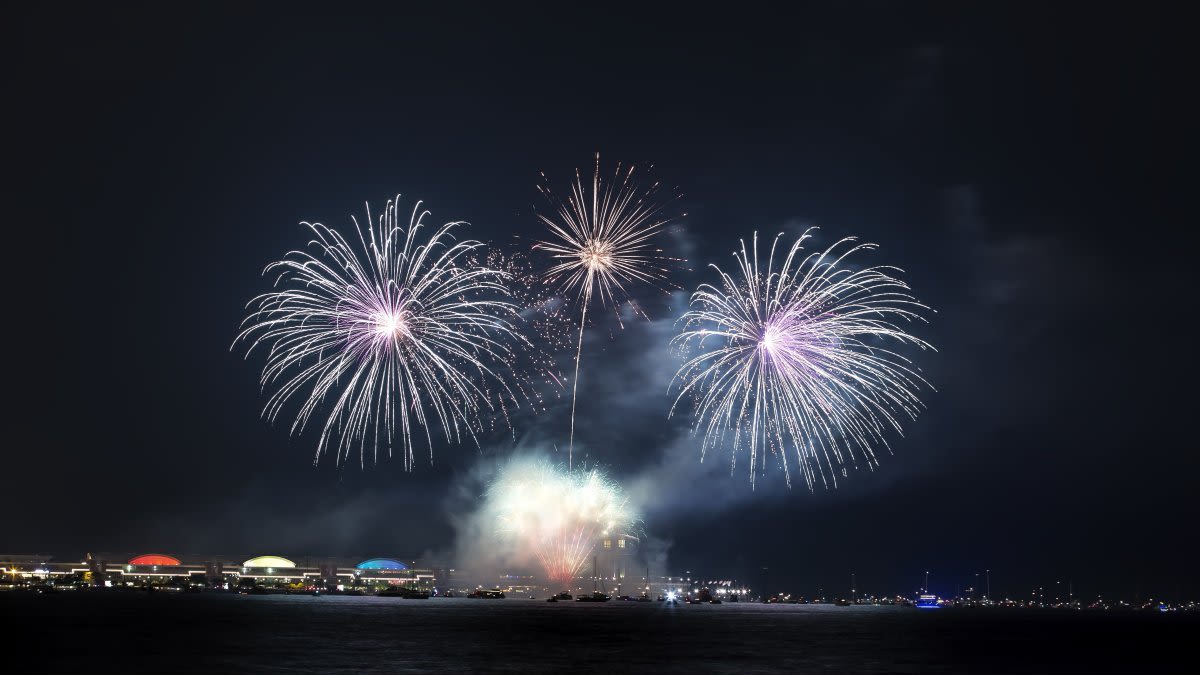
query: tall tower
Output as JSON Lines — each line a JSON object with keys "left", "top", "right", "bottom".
{"left": 594, "top": 533, "right": 637, "bottom": 595}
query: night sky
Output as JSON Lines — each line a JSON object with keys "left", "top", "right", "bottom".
{"left": 11, "top": 4, "right": 1192, "bottom": 601}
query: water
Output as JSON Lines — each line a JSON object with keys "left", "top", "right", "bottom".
{"left": 2, "top": 593, "right": 1193, "bottom": 673}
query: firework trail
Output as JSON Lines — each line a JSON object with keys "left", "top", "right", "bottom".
{"left": 235, "top": 196, "right": 527, "bottom": 468}
{"left": 670, "top": 230, "right": 934, "bottom": 489}
{"left": 534, "top": 153, "right": 681, "bottom": 467}
{"left": 488, "top": 458, "right": 639, "bottom": 590}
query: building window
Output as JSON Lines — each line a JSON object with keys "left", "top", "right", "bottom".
{"left": 603, "top": 540, "right": 611, "bottom": 549}
{"left": 618, "top": 539, "right": 625, "bottom": 549}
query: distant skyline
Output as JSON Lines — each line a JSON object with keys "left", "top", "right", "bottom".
{"left": 10, "top": 3, "right": 1192, "bottom": 602}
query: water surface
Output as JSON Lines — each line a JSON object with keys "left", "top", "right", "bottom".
{"left": 2, "top": 593, "right": 1192, "bottom": 673}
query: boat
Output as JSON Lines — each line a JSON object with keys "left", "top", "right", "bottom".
{"left": 574, "top": 556, "right": 610, "bottom": 602}
{"left": 378, "top": 587, "right": 429, "bottom": 599}
{"left": 468, "top": 588, "right": 505, "bottom": 599}
{"left": 834, "top": 598, "right": 852, "bottom": 606}
{"left": 547, "top": 591, "right": 572, "bottom": 602}
{"left": 915, "top": 572, "right": 938, "bottom": 608}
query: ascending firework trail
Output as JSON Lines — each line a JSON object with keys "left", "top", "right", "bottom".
{"left": 534, "top": 153, "right": 680, "bottom": 468}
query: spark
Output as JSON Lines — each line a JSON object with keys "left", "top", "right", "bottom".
{"left": 670, "top": 229, "right": 934, "bottom": 489}
{"left": 482, "top": 247, "right": 573, "bottom": 402}
{"left": 235, "top": 196, "right": 528, "bottom": 468}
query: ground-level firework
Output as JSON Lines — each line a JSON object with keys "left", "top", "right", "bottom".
{"left": 487, "top": 458, "right": 639, "bottom": 589}
{"left": 671, "top": 230, "right": 934, "bottom": 489}
{"left": 235, "top": 196, "right": 528, "bottom": 469}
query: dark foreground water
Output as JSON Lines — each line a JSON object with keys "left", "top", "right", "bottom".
{"left": 1, "top": 593, "right": 1194, "bottom": 673}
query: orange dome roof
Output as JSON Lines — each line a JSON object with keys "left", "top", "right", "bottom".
{"left": 128, "top": 554, "right": 181, "bottom": 566}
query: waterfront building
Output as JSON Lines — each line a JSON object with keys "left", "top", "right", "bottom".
{"left": 593, "top": 533, "right": 638, "bottom": 596}
{"left": 0, "top": 552, "right": 435, "bottom": 591}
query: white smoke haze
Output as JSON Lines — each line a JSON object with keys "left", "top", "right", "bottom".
{"left": 442, "top": 451, "right": 519, "bottom": 584}
{"left": 443, "top": 447, "right": 652, "bottom": 588}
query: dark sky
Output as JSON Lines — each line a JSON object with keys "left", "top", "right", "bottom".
{"left": 11, "top": 4, "right": 1192, "bottom": 600}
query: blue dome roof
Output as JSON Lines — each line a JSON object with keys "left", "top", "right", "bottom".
{"left": 356, "top": 558, "right": 408, "bottom": 570}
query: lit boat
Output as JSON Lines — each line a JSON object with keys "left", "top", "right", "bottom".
{"left": 915, "top": 594, "right": 940, "bottom": 609}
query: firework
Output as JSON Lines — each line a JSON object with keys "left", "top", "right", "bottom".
{"left": 534, "top": 153, "right": 680, "bottom": 467}
{"left": 670, "top": 230, "right": 933, "bottom": 489}
{"left": 482, "top": 247, "right": 574, "bottom": 401}
{"left": 488, "top": 458, "right": 638, "bottom": 590}
{"left": 235, "top": 197, "right": 526, "bottom": 468}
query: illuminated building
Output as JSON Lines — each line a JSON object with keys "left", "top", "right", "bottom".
{"left": 592, "top": 534, "right": 638, "bottom": 596}
{"left": 0, "top": 552, "right": 435, "bottom": 591}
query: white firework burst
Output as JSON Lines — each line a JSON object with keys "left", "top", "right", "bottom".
{"left": 236, "top": 196, "right": 526, "bottom": 468}
{"left": 671, "top": 229, "right": 934, "bottom": 489}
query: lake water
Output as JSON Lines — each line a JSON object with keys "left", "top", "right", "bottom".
{"left": 2, "top": 593, "right": 1194, "bottom": 672}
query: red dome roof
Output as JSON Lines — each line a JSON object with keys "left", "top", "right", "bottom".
{"left": 128, "top": 554, "right": 181, "bottom": 566}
